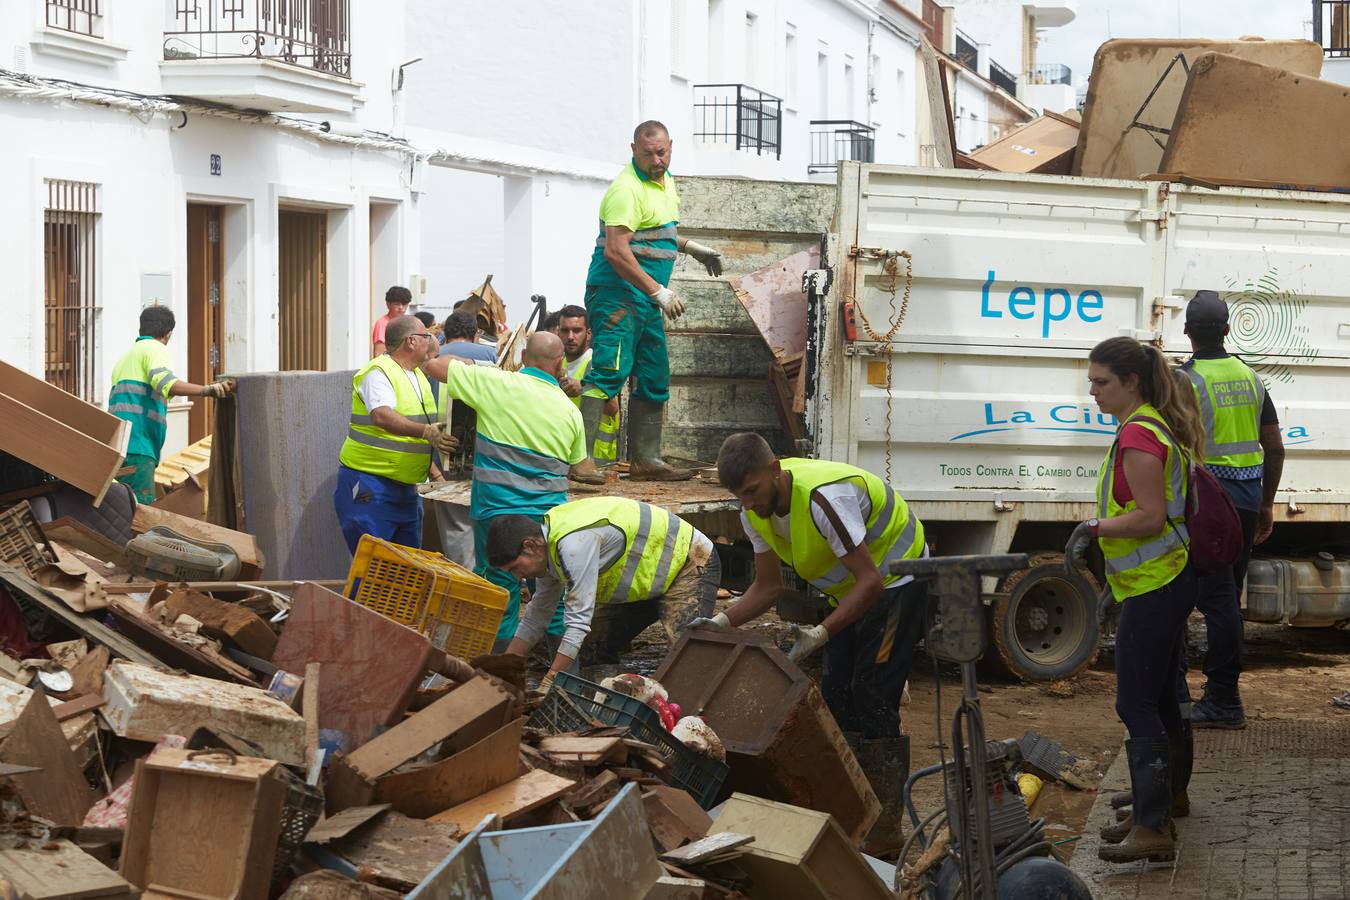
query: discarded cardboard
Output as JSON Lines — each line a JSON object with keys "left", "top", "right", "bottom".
{"left": 120, "top": 748, "right": 285, "bottom": 900}
{"left": 102, "top": 661, "right": 306, "bottom": 765}
{"left": 0, "top": 359, "right": 130, "bottom": 506}
{"left": 131, "top": 504, "right": 265, "bottom": 578}
{"left": 0, "top": 838, "right": 136, "bottom": 900}
{"left": 374, "top": 716, "right": 525, "bottom": 818}
{"left": 1159, "top": 52, "right": 1350, "bottom": 191}
{"left": 1074, "top": 38, "right": 1322, "bottom": 180}
{"left": 325, "top": 676, "right": 512, "bottom": 812}
{"left": 655, "top": 630, "right": 880, "bottom": 844}
{"left": 0, "top": 564, "right": 160, "bottom": 667}
{"left": 0, "top": 693, "right": 96, "bottom": 826}
{"left": 163, "top": 584, "right": 278, "bottom": 659}
{"left": 316, "top": 811, "right": 462, "bottom": 893}
{"left": 272, "top": 582, "right": 434, "bottom": 752}
{"left": 969, "top": 111, "right": 1079, "bottom": 175}
{"left": 427, "top": 768, "right": 577, "bottom": 832}
{"left": 411, "top": 783, "right": 662, "bottom": 900}
{"left": 710, "top": 793, "right": 893, "bottom": 900}
{"left": 106, "top": 598, "right": 256, "bottom": 683}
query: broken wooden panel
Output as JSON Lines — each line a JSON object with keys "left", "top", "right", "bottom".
{"left": 411, "top": 783, "right": 662, "bottom": 900}
{"left": 164, "top": 585, "right": 277, "bottom": 659}
{"left": 1074, "top": 38, "right": 1321, "bottom": 179}
{"left": 102, "top": 661, "right": 306, "bottom": 765}
{"left": 643, "top": 785, "right": 714, "bottom": 852}
{"left": 0, "top": 359, "right": 130, "bottom": 505}
{"left": 710, "top": 793, "right": 894, "bottom": 900}
{"left": 969, "top": 112, "right": 1080, "bottom": 175}
{"left": 0, "top": 838, "right": 136, "bottom": 899}
{"left": 319, "top": 811, "right": 462, "bottom": 894}
{"left": 272, "top": 582, "right": 433, "bottom": 753}
{"left": 730, "top": 248, "right": 815, "bottom": 360}
{"left": 0, "top": 678, "right": 97, "bottom": 758}
{"left": 0, "top": 693, "right": 96, "bottom": 826}
{"left": 427, "top": 769, "right": 577, "bottom": 833}
{"left": 374, "top": 716, "right": 525, "bottom": 819}
{"left": 107, "top": 599, "right": 257, "bottom": 684}
{"left": 1159, "top": 53, "right": 1350, "bottom": 190}
{"left": 120, "top": 748, "right": 285, "bottom": 900}
{"left": 325, "top": 676, "right": 513, "bottom": 813}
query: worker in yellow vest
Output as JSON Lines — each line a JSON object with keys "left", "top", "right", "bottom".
{"left": 553, "top": 305, "right": 619, "bottom": 472}
{"left": 334, "top": 315, "right": 455, "bottom": 553}
{"left": 109, "top": 305, "right": 234, "bottom": 503}
{"left": 701, "top": 432, "right": 929, "bottom": 857}
{"left": 1178, "top": 291, "right": 1285, "bottom": 729}
{"left": 485, "top": 496, "right": 718, "bottom": 688}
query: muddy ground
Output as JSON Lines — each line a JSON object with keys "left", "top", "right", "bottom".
{"left": 606, "top": 607, "right": 1350, "bottom": 867}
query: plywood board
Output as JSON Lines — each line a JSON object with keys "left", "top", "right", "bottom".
{"left": 106, "top": 600, "right": 256, "bottom": 684}
{"left": 969, "top": 112, "right": 1079, "bottom": 175}
{"left": 42, "top": 517, "right": 130, "bottom": 569}
{"left": 272, "top": 583, "right": 433, "bottom": 752}
{"left": 1074, "top": 38, "right": 1322, "bottom": 179}
{"left": 0, "top": 838, "right": 134, "bottom": 899}
{"left": 0, "top": 391, "right": 127, "bottom": 507}
{"left": 375, "top": 717, "right": 525, "bottom": 818}
{"left": 427, "top": 769, "right": 576, "bottom": 832}
{"left": 659, "top": 832, "right": 752, "bottom": 865}
{"left": 537, "top": 735, "right": 625, "bottom": 765}
{"left": 729, "top": 248, "right": 816, "bottom": 360}
{"left": 1159, "top": 52, "right": 1350, "bottom": 189}
{"left": 0, "top": 693, "right": 96, "bottom": 826}
{"left": 328, "top": 811, "right": 462, "bottom": 892}
{"left": 918, "top": 37, "right": 955, "bottom": 168}
{"left": 304, "top": 804, "right": 391, "bottom": 845}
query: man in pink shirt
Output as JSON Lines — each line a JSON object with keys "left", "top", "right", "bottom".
{"left": 371, "top": 285, "right": 412, "bottom": 356}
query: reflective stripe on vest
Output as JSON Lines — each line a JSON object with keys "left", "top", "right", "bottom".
{"left": 1183, "top": 357, "right": 1265, "bottom": 467}
{"left": 472, "top": 435, "right": 569, "bottom": 493}
{"left": 1096, "top": 405, "right": 1190, "bottom": 601}
{"left": 568, "top": 350, "right": 592, "bottom": 408}
{"left": 546, "top": 496, "right": 695, "bottom": 604}
{"left": 337, "top": 355, "right": 438, "bottom": 484}
{"left": 594, "top": 224, "right": 680, "bottom": 260}
{"left": 744, "top": 458, "right": 925, "bottom": 604}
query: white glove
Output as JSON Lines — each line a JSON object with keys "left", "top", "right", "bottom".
{"left": 683, "top": 240, "right": 723, "bottom": 277}
{"left": 787, "top": 623, "right": 830, "bottom": 664}
{"left": 687, "top": 612, "right": 732, "bottom": 632}
{"left": 649, "top": 286, "right": 686, "bottom": 322}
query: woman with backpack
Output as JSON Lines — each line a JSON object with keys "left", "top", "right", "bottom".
{"left": 1064, "top": 336, "right": 1206, "bottom": 865}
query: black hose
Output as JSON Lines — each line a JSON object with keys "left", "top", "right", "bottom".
{"left": 894, "top": 807, "right": 948, "bottom": 893}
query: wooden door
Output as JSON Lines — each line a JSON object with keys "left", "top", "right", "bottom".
{"left": 186, "top": 204, "right": 224, "bottom": 442}
{"left": 278, "top": 210, "right": 328, "bottom": 371}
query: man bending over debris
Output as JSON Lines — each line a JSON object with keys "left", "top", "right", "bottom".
{"left": 701, "top": 432, "right": 930, "bottom": 857}
{"left": 110, "top": 305, "right": 235, "bottom": 504}
{"left": 485, "top": 496, "right": 719, "bottom": 688}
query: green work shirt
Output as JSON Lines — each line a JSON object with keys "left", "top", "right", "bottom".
{"left": 108, "top": 337, "right": 178, "bottom": 460}
{"left": 586, "top": 160, "right": 681, "bottom": 299}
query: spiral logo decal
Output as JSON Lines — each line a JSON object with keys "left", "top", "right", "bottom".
{"left": 1219, "top": 269, "right": 1316, "bottom": 384}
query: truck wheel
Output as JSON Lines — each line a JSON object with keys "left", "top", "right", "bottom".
{"left": 986, "top": 553, "right": 1101, "bottom": 682}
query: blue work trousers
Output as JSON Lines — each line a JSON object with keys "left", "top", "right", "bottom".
{"left": 334, "top": 465, "right": 423, "bottom": 554}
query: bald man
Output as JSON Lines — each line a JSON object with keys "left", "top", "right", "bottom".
{"left": 423, "top": 332, "right": 586, "bottom": 648}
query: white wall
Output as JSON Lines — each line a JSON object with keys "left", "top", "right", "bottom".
{"left": 952, "top": 68, "right": 992, "bottom": 151}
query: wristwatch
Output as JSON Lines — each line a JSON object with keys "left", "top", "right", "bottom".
{"left": 1087, "top": 517, "right": 1100, "bottom": 538}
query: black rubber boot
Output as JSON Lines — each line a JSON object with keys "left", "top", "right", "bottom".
{"left": 1098, "top": 737, "right": 1176, "bottom": 863}
{"left": 855, "top": 736, "right": 909, "bottom": 859}
{"left": 626, "top": 398, "right": 694, "bottom": 481}
{"left": 567, "top": 395, "right": 606, "bottom": 485}
{"left": 1112, "top": 719, "right": 1193, "bottom": 822}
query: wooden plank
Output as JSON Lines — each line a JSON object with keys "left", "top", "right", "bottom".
{"left": 0, "top": 565, "right": 162, "bottom": 667}
{"left": 304, "top": 661, "right": 321, "bottom": 771}
{"left": 0, "top": 693, "right": 96, "bottom": 826}
{"left": 427, "top": 769, "right": 576, "bottom": 832}
{"left": 374, "top": 717, "right": 525, "bottom": 818}
{"left": 303, "top": 803, "right": 391, "bottom": 845}
{"left": 537, "top": 735, "right": 625, "bottom": 765}
{"left": 164, "top": 586, "right": 278, "bottom": 659}
{"left": 0, "top": 693, "right": 107, "bottom": 739}
{"left": 659, "top": 832, "right": 753, "bottom": 865}
{"left": 0, "top": 837, "right": 134, "bottom": 899}
{"left": 98, "top": 579, "right": 344, "bottom": 594}
{"left": 272, "top": 583, "right": 436, "bottom": 754}
{"left": 43, "top": 517, "right": 130, "bottom": 569}
{"left": 0, "top": 359, "right": 124, "bottom": 446}
{"left": 131, "top": 504, "right": 264, "bottom": 574}
{"left": 106, "top": 600, "right": 256, "bottom": 684}
{"left": 64, "top": 645, "right": 111, "bottom": 701}
{"left": 643, "top": 786, "right": 714, "bottom": 852}
{"left": 327, "top": 812, "right": 462, "bottom": 893}
{"left": 0, "top": 390, "right": 127, "bottom": 506}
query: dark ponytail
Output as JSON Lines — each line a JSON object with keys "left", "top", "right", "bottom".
{"left": 1089, "top": 337, "right": 1204, "bottom": 458}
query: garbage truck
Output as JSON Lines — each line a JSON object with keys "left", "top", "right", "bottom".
{"left": 658, "top": 161, "right": 1350, "bottom": 682}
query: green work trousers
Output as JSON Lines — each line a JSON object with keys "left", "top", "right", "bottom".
{"left": 118, "top": 453, "right": 158, "bottom": 504}
{"left": 583, "top": 283, "right": 670, "bottom": 404}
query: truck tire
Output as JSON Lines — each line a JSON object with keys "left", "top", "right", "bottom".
{"left": 986, "top": 553, "right": 1101, "bottom": 682}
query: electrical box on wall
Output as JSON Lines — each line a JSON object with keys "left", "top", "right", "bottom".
{"left": 407, "top": 274, "right": 428, "bottom": 297}
{"left": 141, "top": 273, "right": 171, "bottom": 308}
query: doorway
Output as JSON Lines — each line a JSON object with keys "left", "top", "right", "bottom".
{"left": 278, "top": 209, "right": 328, "bottom": 370}
{"left": 186, "top": 204, "right": 223, "bottom": 442}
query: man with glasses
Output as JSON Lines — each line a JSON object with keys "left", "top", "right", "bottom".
{"left": 335, "top": 315, "right": 456, "bottom": 552}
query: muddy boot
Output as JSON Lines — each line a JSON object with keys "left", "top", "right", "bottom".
{"left": 567, "top": 395, "right": 606, "bottom": 485}
{"left": 1098, "top": 737, "right": 1176, "bottom": 864}
{"left": 1112, "top": 718, "right": 1193, "bottom": 820}
{"left": 854, "top": 736, "right": 909, "bottom": 859}
{"left": 1192, "top": 688, "right": 1245, "bottom": 730}
{"left": 626, "top": 397, "right": 694, "bottom": 481}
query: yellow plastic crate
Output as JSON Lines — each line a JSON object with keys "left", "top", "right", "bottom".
{"left": 343, "top": 535, "right": 507, "bottom": 658}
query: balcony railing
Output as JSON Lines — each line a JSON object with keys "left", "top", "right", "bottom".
{"left": 163, "top": 0, "right": 351, "bottom": 78}
{"left": 1026, "top": 63, "right": 1072, "bottom": 85}
{"left": 1314, "top": 0, "right": 1350, "bottom": 57}
{"left": 954, "top": 31, "right": 978, "bottom": 71}
{"left": 47, "top": 0, "right": 101, "bottom": 37}
{"left": 989, "top": 59, "right": 1017, "bottom": 95}
{"left": 808, "top": 120, "right": 875, "bottom": 174}
{"left": 692, "top": 84, "right": 783, "bottom": 158}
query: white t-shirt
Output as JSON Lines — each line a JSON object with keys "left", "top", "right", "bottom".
{"left": 515, "top": 523, "right": 715, "bottom": 660}
{"left": 356, "top": 365, "right": 426, "bottom": 414}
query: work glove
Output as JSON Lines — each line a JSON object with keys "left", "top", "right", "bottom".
{"left": 421, "top": 422, "right": 459, "bottom": 454}
{"left": 1097, "top": 586, "right": 1116, "bottom": 625}
{"left": 538, "top": 670, "right": 559, "bottom": 695}
{"left": 683, "top": 240, "right": 723, "bottom": 277}
{"left": 1064, "top": 521, "right": 1094, "bottom": 571}
{"left": 648, "top": 286, "right": 686, "bottom": 322}
{"left": 203, "top": 379, "right": 236, "bottom": 398}
{"left": 787, "top": 623, "right": 829, "bottom": 664}
{"left": 687, "top": 612, "right": 732, "bottom": 632}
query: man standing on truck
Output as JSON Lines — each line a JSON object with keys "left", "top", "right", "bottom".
{"left": 576, "top": 120, "right": 723, "bottom": 483}
{"left": 697, "top": 433, "right": 929, "bottom": 856}
{"left": 1179, "top": 291, "right": 1285, "bottom": 729}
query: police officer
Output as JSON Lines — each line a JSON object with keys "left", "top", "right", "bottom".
{"left": 486, "top": 496, "right": 719, "bottom": 688}
{"left": 1179, "top": 290, "right": 1285, "bottom": 729}
{"left": 581, "top": 120, "right": 723, "bottom": 482}
{"left": 700, "top": 433, "right": 928, "bottom": 857}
